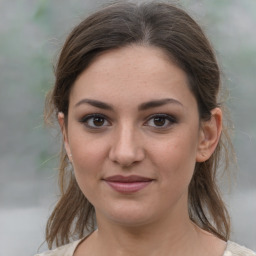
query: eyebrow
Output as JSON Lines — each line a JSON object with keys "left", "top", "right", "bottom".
{"left": 75, "top": 99, "right": 114, "bottom": 110}
{"left": 138, "top": 98, "right": 183, "bottom": 111}
{"left": 75, "top": 98, "right": 183, "bottom": 111}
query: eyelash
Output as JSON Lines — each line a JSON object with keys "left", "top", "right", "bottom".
{"left": 79, "top": 113, "right": 177, "bottom": 130}
{"left": 144, "top": 114, "right": 177, "bottom": 129}
{"left": 79, "top": 114, "right": 111, "bottom": 129}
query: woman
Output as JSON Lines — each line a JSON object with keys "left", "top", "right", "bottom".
{"left": 36, "top": 1, "right": 255, "bottom": 255}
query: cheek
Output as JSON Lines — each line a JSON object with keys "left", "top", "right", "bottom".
{"left": 70, "top": 138, "right": 103, "bottom": 202}
{"left": 67, "top": 131, "right": 113, "bottom": 200}
{"left": 150, "top": 133, "right": 198, "bottom": 184}
{"left": 67, "top": 131, "right": 102, "bottom": 179}
{"left": 71, "top": 142, "right": 105, "bottom": 177}
{"left": 68, "top": 126, "right": 108, "bottom": 165}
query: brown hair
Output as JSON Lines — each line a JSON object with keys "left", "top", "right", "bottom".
{"left": 45, "top": 1, "right": 232, "bottom": 249}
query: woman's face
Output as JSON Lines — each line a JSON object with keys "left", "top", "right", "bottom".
{"left": 60, "top": 45, "right": 216, "bottom": 227}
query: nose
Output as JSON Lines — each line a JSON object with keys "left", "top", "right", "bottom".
{"left": 108, "top": 124, "right": 145, "bottom": 167}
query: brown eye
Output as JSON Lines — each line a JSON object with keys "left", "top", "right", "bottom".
{"left": 93, "top": 116, "right": 105, "bottom": 126}
{"left": 80, "top": 114, "right": 110, "bottom": 129}
{"left": 153, "top": 116, "right": 166, "bottom": 126}
{"left": 145, "top": 114, "right": 177, "bottom": 129}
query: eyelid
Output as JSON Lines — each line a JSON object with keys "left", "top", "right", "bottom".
{"left": 79, "top": 113, "right": 177, "bottom": 130}
{"left": 144, "top": 113, "right": 177, "bottom": 128}
{"left": 79, "top": 113, "right": 107, "bottom": 121}
{"left": 79, "top": 113, "right": 111, "bottom": 129}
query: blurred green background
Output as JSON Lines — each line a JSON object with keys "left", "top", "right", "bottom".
{"left": 0, "top": 0, "right": 255, "bottom": 255}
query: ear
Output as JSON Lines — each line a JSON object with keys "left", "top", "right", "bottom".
{"left": 196, "top": 108, "right": 222, "bottom": 162}
{"left": 58, "top": 112, "right": 72, "bottom": 162}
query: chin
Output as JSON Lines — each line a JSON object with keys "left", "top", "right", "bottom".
{"left": 96, "top": 201, "right": 160, "bottom": 227}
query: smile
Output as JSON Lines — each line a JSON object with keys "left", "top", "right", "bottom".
{"left": 103, "top": 175, "right": 154, "bottom": 193}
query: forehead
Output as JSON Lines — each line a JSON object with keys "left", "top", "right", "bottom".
{"left": 70, "top": 45, "right": 196, "bottom": 109}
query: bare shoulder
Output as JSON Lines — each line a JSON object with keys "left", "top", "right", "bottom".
{"left": 224, "top": 241, "right": 256, "bottom": 256}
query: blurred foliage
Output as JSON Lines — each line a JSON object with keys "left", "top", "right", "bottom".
{"left": 33, "top": 0, "right": 50, "bottom": 22}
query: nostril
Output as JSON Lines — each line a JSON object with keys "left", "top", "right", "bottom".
{"left": 109, "top": 151, "right": 137, "bottom": 167}
{"left": 109, "top": 144, "right": 145, "bottom": 167}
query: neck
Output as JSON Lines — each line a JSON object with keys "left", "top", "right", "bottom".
{"left": 75, "top": 193, "right": 226, "bottom": 256}
{"left": 93, "top": 209, "right": 200, "bottom": 256}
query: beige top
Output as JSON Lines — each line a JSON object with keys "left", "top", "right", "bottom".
{"left": 35, "top": 240, "right": 256, "bottom": 256}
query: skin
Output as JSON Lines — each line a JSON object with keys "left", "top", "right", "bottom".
{"left": 58, "top": 45, "right": 225, "bottom": 256}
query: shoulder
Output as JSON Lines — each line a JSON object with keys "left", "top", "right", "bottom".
{"left": 224, "top": 241, "right": 256, "bottom": 256}
{"left": 34, "top": 239, "right": 82, "bottom": 256}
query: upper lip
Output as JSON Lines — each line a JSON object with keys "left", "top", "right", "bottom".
{"left": 103, "top": 175, "right": 154, "bottom": 183}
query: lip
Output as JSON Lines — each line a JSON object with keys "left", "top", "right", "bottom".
{"left": 103, "top": 175, "right": 154, "bottom": 193}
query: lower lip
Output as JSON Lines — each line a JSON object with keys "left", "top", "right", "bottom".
{"left": 105, "top": 181, "right": 152, "bottom": 193}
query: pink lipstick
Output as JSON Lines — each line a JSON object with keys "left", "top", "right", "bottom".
{"left": 103, "top": 175, "right": 153, "bottom": 193}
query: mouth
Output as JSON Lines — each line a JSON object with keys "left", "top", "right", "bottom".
{"left": 103, "top": 175, "right": 154, "bottom": 193}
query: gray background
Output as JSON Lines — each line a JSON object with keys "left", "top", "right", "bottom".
{"left": 0, "top": 0, "right": 255, "bottom": 255}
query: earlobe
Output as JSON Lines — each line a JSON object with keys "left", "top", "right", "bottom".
{"left": 196, "top": 108, "right": 222, "bottom": 162}
{"left": 58, "top": 112, "right": 72, "bottom": 161}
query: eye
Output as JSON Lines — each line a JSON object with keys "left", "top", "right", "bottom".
{"left": 80, "top": 114, "right": 110, "bottom": 129}
{"left": 145, "top": 114, "right": 177, "bottom": 129}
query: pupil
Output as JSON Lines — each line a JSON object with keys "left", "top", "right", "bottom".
{"left": 93, "top": 117, "right": 104, "bottom": 126}
{"left": 154, "top": 117, "right": 165, "bottom": 126}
